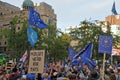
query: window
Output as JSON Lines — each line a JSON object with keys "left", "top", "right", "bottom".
{"left": 0, "top": 12, "right": 3, "bottom": 15}
{"left": 4, "top": 47, "right": 6, "bottom": 51}
{"left": 4, "top": 35, "right": 7, "bottom": 38}
{"left": 118, "top": 27, "right": 120, "bottom": 30}
{"left": 18, "top": 27, "right": 20, "bottom": 30}
{"left": 0, "top": 35, "right": 2, "bottom": 38}
{"left": 4, "top": 41, "right": 6, "bottom": 45}
{"left": 11, "top": 11, "right": 13, "bottom": 14}
{"left": 18, "top": 20, "right": 20, "bottom": 23}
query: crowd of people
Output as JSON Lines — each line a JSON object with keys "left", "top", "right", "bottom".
{"left": 0, "top": 60, "right": 120, "bottom": 80}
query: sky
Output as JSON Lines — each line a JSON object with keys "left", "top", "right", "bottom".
{"left": 1, "top": 0, "right": 120, "bottom": 31}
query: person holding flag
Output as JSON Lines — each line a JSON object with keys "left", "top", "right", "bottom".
{"left": 72, "top": 42, "right": 96, "bottom": 68}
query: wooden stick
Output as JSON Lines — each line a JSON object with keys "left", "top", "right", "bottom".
{"left": 102, "top": 53, "right": 106, "bottom": 80}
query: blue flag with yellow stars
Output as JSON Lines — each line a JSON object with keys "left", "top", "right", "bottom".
{"left": 73, "top": 42, "right": 93, "bottom": 59}
{"left": 98, "top": 35, "right": 113, "bottom": 54}
{"left": 29, "top": 8, "right": 47, "bottom": 28}
{"left": 68, "top": 46, "right": 77, "bottom": 61}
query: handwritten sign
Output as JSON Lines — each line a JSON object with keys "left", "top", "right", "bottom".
{"left": 28, "top": 50, "right": 45, "bottom": 73}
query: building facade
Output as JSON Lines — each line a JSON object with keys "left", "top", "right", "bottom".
{"left": 105, "top": 14, "right": 120, "bottom": 48}
{"left": 0, "top": 0, "right": 57, "bottom": 53}
{"left": 105, "top": 14, "right": 120, "bottom": 36}
{"left": 65, "top": 25, "right": 81, "bottom": 47}
{"left": 65, "top": 19, "right": 120, "bottom": 48}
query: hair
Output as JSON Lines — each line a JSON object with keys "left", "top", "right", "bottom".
{"left": 110, "top": 74, "right": 116, "bottom": 80}
{"left": 68, "top": 73, "right": 76, "bottom": 80}
{"left": 89, "top": 71, "right": 100, "bottom": 80}
{"left": 118, "top": 68, "right": 120, "bottom": 73}
{"left": 12, "top": 68, "right": 18, "bottom": 73}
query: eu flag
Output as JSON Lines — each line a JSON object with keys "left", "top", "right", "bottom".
{"left": 81, "top": 57, "right": 96, "bottom": 68}
{"left": 111, "top": 1, "right": 118, "bottom": 15}
{"left": 27, "top": 27, "right": 38, "bottom": 47}
{"left": 29, "top": 8, "right": 47, "bottom": 28}
{"left": 82, "top": 42, "right": 93, "bottom": 58}
{"left": 98, "top": 35, "right": 113, "bottom": 54}
{"left": 72, "top": 43, "right": 96, "bottom": 68}
{"left": 68, "top": 46, "right": 77, "bottom": 60}
{"left": 72, "top": 58, "right": 81, "bottom": 67}
{"left": 73, "top": 42, "right": 93, "bottom": 59}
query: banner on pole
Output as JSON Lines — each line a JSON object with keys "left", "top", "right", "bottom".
{"left": 28, "top": 50, "right": 45, "bottom": 73}
{"left": 112, "top": 48, "right": 120, "bottom": 56}
{"left": 98, "top": 35, "right": 113, "bottom": 54}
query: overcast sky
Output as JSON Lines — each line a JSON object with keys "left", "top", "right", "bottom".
{"left": 1, "top": 0, "right": 120, "bottom": 31}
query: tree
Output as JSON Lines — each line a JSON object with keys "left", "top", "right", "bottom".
{"left": 51, "top": 33, "right": 71, "bottom": 61}
{"left": 0, "top": 28, "right": 9, "bottom": 53}
{"left": 60, "top": 33, "right": 72, "bottom": 44}
{"left": 42, "top": 25, "right": 70, "bottom": 61}
{"left": 26, "top": 24, "right": 69, "bottom": 61}
{"left": 69, "top": 20, "right": 112, "bottom": 60}
{"left": 7, "top": 17, "right": 71, "bottom": 62}
{"left": 0, "top": 28, "right": 9, "bottom": 43}
{"left": 7, "top": 17, "right": 31, "bottom": 59}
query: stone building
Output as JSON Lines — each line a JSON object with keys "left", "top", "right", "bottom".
{"left": 105, "top": 14, "right": 120, "bottom": 48}
{"left": 0, "top": 0, "right": 57, "bottom": 53}
{"left": 105, "top": 14, "right": 120, "bottom": 36}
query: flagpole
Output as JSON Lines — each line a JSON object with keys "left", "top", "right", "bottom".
{"left": 110, "top": 0, "right": 115, "bottom": 66}
{"left": 111, "top": 54, "right": 114, "bottom": 65}
{"left": 102, "top": 53, "right": 106, "bottom": 80}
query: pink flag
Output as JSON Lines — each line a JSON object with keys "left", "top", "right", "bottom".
{"left": 112, "top": 49, "right": 120, "bottom": 56}
{"left": 20, "top": 50, "right": 28, "bottom": 62}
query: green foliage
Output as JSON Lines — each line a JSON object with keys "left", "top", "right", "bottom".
{"left": 37, "top": 25, "right": 69, "bottom": 61}
{"left": 46, "top": 37, "right": 68, "bottom": 61}
{"left": 5, "top": 16, "right": 70, "bottom": 62}
{"left": 0, "top": 29, "right": 9, "bottom": 36}
{"left": 69, "top": 20, "right": 113, "bottom": 60}
{"left": 7, "top": 17, "right": 69, "bottom": 61}
{"left": 60, "top": 33, "right": 72, "bottom": 44}
{"left": 7, "top": 17, "right": 31, "bottom": 60}
{"left": 0, "top": 53, "right": 7, "bottom": 64}
{"left": 6, "top": 18, "right": 120, "bottom": 62}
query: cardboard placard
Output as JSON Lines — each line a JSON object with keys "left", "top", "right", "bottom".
{"left": 28, "top": 50, "right": 45, "bottom": 73}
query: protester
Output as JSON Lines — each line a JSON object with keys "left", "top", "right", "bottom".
{"left": 42, "top": 73, "right": 51, "bottom": 80}
{"left": 37, "top": 73, "right": 42, "bottom": 80}
{"left": 9, "top": 67, "right": 20, "bottom": 80}
{"left": 0, "top": 66, "right": 4, "bottom": 79}
{"left": 1, "top": 56, "right": 120, "bottom": 80}
{"left": 115, "top": 67, "right": 120, "bottom": 80}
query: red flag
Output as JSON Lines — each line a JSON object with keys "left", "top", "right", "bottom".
{"left": 112, "top": 49, "right": 120, "bottom": 56}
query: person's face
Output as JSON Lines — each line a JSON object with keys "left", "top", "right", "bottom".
{"left": 0, "top": 66, "right": 3, "bottom": 74}
{"left": 117, "top": 69, "right": 120, "bottom": 75}
{"left": 0, "top": 66, "right": 2, "bottom": 71}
